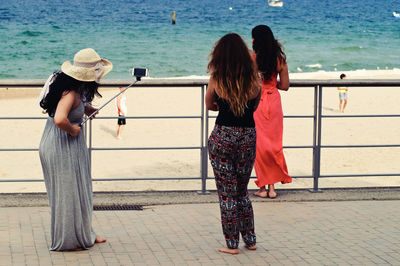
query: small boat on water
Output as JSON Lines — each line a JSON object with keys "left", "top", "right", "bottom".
{"left": 393, "top": 11, "right": 400, "bottom": 18}
{"left": 268, "top": 0, "right": 284, "bottom": 7}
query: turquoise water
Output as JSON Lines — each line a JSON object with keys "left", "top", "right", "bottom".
{"left": 0, "top": 0, "right": 399, "bottom": 79}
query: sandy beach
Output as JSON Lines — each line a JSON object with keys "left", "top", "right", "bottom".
{"left": 0, "top": 69, "right": 399, "bottom": 193}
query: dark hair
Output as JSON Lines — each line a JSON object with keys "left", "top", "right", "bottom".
{"left": 207, "top": 33, "right": 258, "bottom": 117}
{"left": 340, "top": 73, "right": 346, "bottom": 79}
{"left": 252, "top": 25, "right": 286, "bottom": 81}
{"left": 40, "top": 71, "right": 101, "bottom": 117}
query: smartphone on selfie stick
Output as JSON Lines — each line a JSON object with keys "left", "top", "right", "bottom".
{"left": 80, "top": 67, "right": 149, "bottom": 126}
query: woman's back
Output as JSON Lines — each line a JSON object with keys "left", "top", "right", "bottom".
{"left": 262, "top": 72, "right": 278, "bottom": 91}
{"left": 215, "top": 92, "right": 258, "bottom": 127}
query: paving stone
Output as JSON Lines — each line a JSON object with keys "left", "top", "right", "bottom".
{"left": 1, "top": 201, "right": 400, "bottom": 265}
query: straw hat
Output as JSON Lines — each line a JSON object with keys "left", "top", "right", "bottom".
{"left": 61, "top": 48, "right": 112, "bottom": 82}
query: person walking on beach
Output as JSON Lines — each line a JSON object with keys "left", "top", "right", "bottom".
{"left": 206, "top": 33, "right": 261, "bottom": 254}
{"left": 116, "top": 86, "right": 128, "bottom": 139}
{"left": 251, "top": 25, "right": 292, "bottom": 199}
{"left": 338, "top": 73, "right": 348, "bottom": 112}
{"left": 38, "top": 48, "right": 112, "bottom": 251}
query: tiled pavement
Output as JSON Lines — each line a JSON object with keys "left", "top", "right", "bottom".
{"left": 1, "top": 200, "right": 400, "bottom": 265}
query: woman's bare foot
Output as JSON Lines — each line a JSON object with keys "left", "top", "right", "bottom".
{"left": 95, "top": 236, "right": 106, "bottom": 243}
{"left": 218, "top": 247, "right": 239, "bottom": 254}
{"left": 254, "top": 187, "right": 268, "bottom": 198}
{"left": 268, "top": 184, "right": 277, "bottom": 199}
{"left": 245, "top": 245, "right": 257, "bottom": 250}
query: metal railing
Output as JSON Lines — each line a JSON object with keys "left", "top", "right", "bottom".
{"left": 309, "top": 80, "right": 400, "bottom": 192}
{"left": 1, "top": 79, "right": 399, "bottom": 193}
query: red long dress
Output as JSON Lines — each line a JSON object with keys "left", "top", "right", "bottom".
{"left": 253, "top": 73, "right": 292, "bottom": 187}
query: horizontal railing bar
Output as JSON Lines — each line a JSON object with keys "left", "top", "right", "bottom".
{"left": 0, "top": 177, "right": 202, "bottom": 182}
{"left": 0, "top": 117, "right": 47, "bottom": 120}
{"left": 199, "top": 176, "right": 314, "bottom": 180}
{"left": 0, "top": 179, "right": 44, "bottom": 182}
{"left": 4, "top": 174, "right": 400, "bottom": 183}
{"left": 284, "top": 115, "right": 314, "bottom": 118}
{"left": 287, "top": 175, "right": 314, "bottom": 179}
{"left": 322, "top": 114, "right": 400, "bottom": 118}
{"left": 0, "top": 116, "right": 202, "bottom": 120}
{"left": 289, "top": 80, "right": 400, "bottom": 87}
{"left": 1, "top": 79, "right": 400, "bottom": 87}
{"left": 321, "top": 144, "right": 400, "bottom": 148}
{"left": 0, "top": 115, "right": 315, "bottom": 120}
{"left": 4, "top": 145, "right": 397, "bottom": 152}
{"left": 320, "top": 173, "right": 400, "bottom": 178}
{"left": 0, "top": 175, "right": 317, "bottom": 182}
{"left": 100, "top": 79, "right": 210, "bottom": 87}
{"left": 249, "top": 175, "right": 313, "bottom": 179}
{"left": 100, "top": 80, "right": 400, "bottom": 88}
{"left": 283, "top": 146, "right": 314, "bottom": 149}
{"left": 92, "top": 147, "right": 201, "bottom": 151}
{"left": 1, "top": 115, "right": 396, "bottom": 122}
{"left": 0, "top": 148, "right": 38, "bottom": 151}
{"left": 93, "top": 177, "right": 201, "bottom": 181}
{"left": 1, "top": 146, "right": 313, "bottom": 152}
{"left": 95, "top": 116, "right": 201, "bottom": 119}
{"left": 208, "top": 115, "right": 314, "bottom": 119}
{"left": 0, "top": 79, "right": 210, "bottom": 87}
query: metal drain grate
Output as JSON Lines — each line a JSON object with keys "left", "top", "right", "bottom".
{"left": 94, "top": 205, "right": 143, "bottom": 211}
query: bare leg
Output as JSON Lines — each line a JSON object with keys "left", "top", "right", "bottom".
{"left": 268, "top": 184, "right": 277, "bottom": 198}
{"left": 342, "top": 100, "right": 347, "bottom": 112}
{"left": 116, "top": 125, "right": 124, "bottom": 139}
{"left": 339, "top": 100, "right": 343, "bottom": 112}
{"left": 254, "top": 186, "right": 268, "bottom": 198}
{"left": 116, "top": 125, "right": 121, "bottom": 139}
{"left": 218, "top": 247, "right": 239, "bottom": 254}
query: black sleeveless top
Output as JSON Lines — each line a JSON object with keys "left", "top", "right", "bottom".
{"left": 215, "top": 95, "right": 258, "bottom": 128}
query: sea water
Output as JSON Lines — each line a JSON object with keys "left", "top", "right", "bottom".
{"left": 0, "top": 0, "right": 399, "bottom": 79}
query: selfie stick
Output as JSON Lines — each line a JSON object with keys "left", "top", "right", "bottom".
{"left": 80, "top": 77, "right": 141, "bottom": 126}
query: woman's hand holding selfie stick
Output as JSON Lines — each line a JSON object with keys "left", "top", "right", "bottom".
{"left": 80, "top": 79, "right": 138, "bottom": 126}
{"left": 80, "top": 67, "right": 148, "bottom": 127}
{"left": 79, "top": 68, "right": 149, "bottom": 127}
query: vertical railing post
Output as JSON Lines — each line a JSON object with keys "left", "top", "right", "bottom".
{"left": 83, "top": 116, "right": 87, "bottom": 141}
{"left": 204, "top": 108, "right": 209, "bottom": 192}
{"left": 198, "top": 84, "right": 210, "bottom": 194}
{"left": 310, "top": 85, "right": 323, "bottom": 192}
{"left": 89, "top": 118, "right": 93, "bottom": 171}
{"left": 310, "top": 86, "right": 318, "bottom": 192}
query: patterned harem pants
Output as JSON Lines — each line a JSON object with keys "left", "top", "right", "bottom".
{"left": 208, "top": 125, "right": 257, "bottom": 249}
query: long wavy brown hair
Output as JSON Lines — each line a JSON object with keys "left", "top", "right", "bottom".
{"left": 252, "top": 25, "right": 286, "bottom": 81}
{"left": 207, "top": 33, "right": 258, "bottom": 117}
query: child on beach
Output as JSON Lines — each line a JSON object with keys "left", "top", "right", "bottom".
{"left": 338, "top": 73, "right": 348, "bottom": 112}
{"left": 206, "top": 33, "right": 260, "bottom": 254}
{"left": 116, "top": 86, "right": 128, "bottom": 139}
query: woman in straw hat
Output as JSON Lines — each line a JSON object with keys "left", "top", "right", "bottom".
{"left": 38, "top": 48, "right": 112, "bottom": 251}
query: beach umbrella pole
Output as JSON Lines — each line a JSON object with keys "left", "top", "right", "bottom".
{"left": 80, "top": 78, "right": 140, "bottom": 126}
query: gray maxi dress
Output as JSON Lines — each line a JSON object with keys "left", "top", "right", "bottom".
{"left": 39, "top": 101, "right": 96, "bottom": 251}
